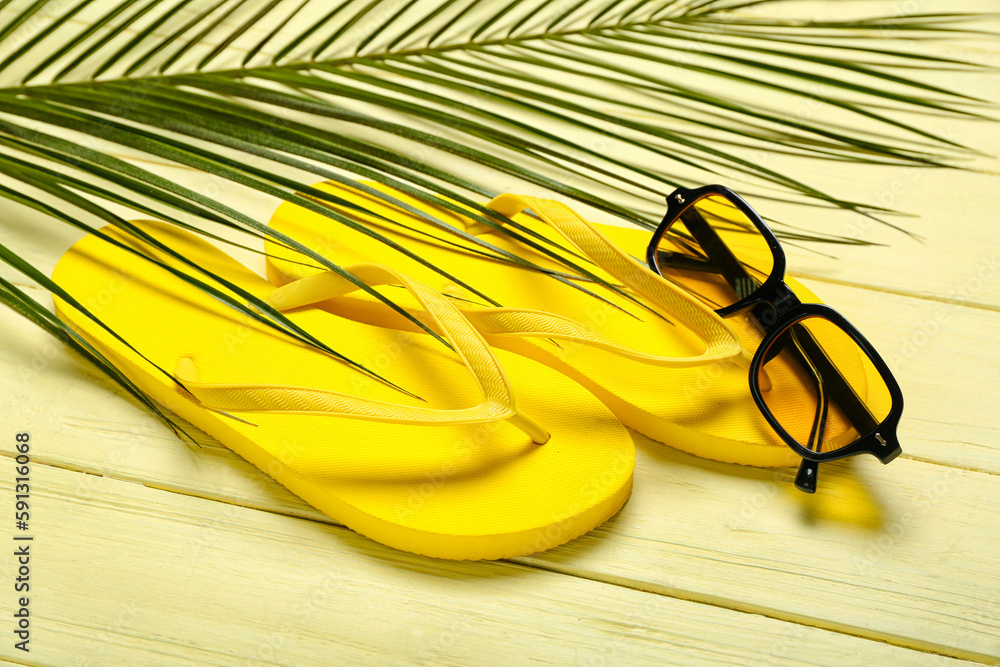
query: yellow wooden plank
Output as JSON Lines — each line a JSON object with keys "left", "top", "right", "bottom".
{"left": 1, "top": 283, "right": 998, "bottom": 661}
{"left": 0, "top": 463, "right": 971, "bottom": 667}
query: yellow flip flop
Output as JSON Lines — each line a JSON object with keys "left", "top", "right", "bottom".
{"left": 265, "top": 181, "right": 833, "bottom": 468}
{"left": 52, "top": 220, "right": 634, "bottom": 560}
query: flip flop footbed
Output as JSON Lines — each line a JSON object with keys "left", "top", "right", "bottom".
{"left": 52, "top": 221, "right": 634, "bottom": 560}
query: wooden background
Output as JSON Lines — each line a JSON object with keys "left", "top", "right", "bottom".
{"left": 0, "top": 0, "right": 998, "bottom": 664}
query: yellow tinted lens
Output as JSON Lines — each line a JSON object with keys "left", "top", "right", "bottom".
{"left": 757, "top": 316, "right": 892, "bottom": 454}
{"left": 654, "top": 194, "right": 774, "bottom": 310}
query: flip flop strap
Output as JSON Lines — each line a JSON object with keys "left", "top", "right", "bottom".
{"left": 461, "top": 307, "right": 746, "bottom": 368}
{"left": 267, "top": 278, "right": 746, "bottom": 369}
{"left": 486, "top": 194, "right": 740, "bottom": 361}
{"left": 269, "top": 277, "right": 740, "bottom": 369}
{"left": 175, "top": 263, "right": 548, "bottom": 443}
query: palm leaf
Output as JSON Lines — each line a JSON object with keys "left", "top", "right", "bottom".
{"left": 0, "top": 0, "right": 993, "bottom": 423}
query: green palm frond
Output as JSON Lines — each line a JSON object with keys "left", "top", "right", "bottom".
{"left": 0, "top": 0, "right": 994, "bottom": 429}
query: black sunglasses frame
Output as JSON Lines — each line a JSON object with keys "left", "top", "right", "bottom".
{"left": 645, "top": 185, "right": 903, "bottom": 485}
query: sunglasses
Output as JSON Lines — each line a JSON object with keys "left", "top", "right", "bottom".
{"left": 645, "top": 185, "right": 903, "bottom": 493}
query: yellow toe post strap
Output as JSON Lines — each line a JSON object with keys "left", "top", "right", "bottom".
{"left": 460, "top": 307, "right": 729, "bottom": 369}
{"left": 272, "top": 273, "right": 725, "bottom": 369}
{"left": 174, "top": 264, "right": 549, "bottom": 444}
{"left": 487, "top": 194, "right": 742, "bottom": 364}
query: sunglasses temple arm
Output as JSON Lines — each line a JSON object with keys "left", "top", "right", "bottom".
{"left": 791, "top": 329, "right": 880, "bottom": 436}
{"left": 679, "top": 208, "right": 755, "bottom": 297}
{"left": 795, "top": 458, "right": 819, "bottom": 493}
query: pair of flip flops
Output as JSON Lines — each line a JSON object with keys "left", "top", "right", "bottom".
{"left": 54, "top": 181, "right": 820, "bottom": 560}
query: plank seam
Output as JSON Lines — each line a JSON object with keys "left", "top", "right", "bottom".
{"left": 799, "top": 273, "right": 1000, "bottom": 313}
{"left": 507, "top": 558, "right": 999, "bottom": 665}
